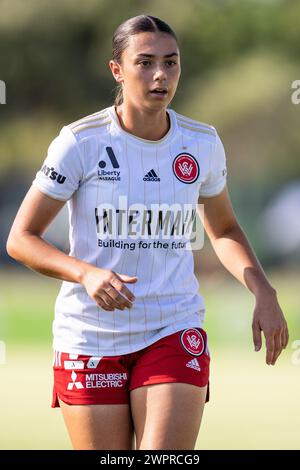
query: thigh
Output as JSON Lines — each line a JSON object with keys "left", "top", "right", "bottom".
{"left": 59, "top": 398, "right": 134, "bottom": 450}
{"left": 52, "top": 351, "right": 134, "bottom": 449}
{"left": 130, "top": 382, "right": 207, "bottom": 450}
{"left": 129, "top": 327, "right": 211, "bottom": 449}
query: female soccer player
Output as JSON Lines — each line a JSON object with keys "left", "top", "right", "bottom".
{"left": 7, "top": 15, "right": 289, "bottom": 450}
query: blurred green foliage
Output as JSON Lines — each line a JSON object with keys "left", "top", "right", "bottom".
{"left": 1, "top": 3, "right": 299, "bottom": 449}
{"left": 2, "top": 268, "right": 299, "bottom": 348}
{"left": 0, "top": 0, "right": 299, "bottom": 264}
{"left": 0, "top": 0, "right": 299, "bottom": 171}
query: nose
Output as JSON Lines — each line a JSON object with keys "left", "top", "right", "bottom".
{"left": 153, "top": 65, "right": 167, "bottom": 82}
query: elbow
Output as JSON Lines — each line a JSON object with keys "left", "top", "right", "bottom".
{"left": 6, "top": 231, "right": 22, "bottom": 261}
{"left": 208, "top": 221, "right": 242, "bottom": 243}
{"left": 220, "top": 221, "right": 242, "bottom": 238}
{"left": 6, "top": 234, "right": 17, "bottom": 260}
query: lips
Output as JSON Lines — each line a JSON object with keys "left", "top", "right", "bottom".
{"left": 149, "top": 88, "right": 168, "bottom": 96}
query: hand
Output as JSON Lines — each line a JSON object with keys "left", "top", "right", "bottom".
{"left": 252, "top": 289, "right": 289, "bottom": 365}
{"left": 81, "top": 266, "right": 138, "bottom": 311}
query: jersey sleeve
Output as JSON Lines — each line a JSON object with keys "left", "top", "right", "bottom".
{"left": 32, "top": 126, "right": 83, "bottom": 201}
{"left": 198, "top": 132, "right": 227, "bottom": 197}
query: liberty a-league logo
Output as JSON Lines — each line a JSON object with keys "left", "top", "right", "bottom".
{"left": 180, "top": 328, "right": 205, "bottom": 356}
{"left": 173, "top": 153, "right": 199, "bottom": 184}
{"left": 98, "top": 146, "right": 121, "bottom": 182}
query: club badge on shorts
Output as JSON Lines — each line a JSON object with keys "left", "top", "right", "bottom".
{"left": 180, "top": 328, "right": 205, "bottom": 356}
{"left": 173, "top": 153, "right": 199, "bottom": 184}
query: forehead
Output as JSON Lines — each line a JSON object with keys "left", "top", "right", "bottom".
{"left": 125, "top": 31, "right": 179, "bottom": 57}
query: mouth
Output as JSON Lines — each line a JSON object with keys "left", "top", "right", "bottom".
{"left": 149, "top": 87, "right": 168, "bottom": 97}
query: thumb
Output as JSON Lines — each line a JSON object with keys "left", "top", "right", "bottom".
{"left": 252, "top": 322, "right": 262, "bottom": 351}
{"left": 116, "top": 273, "right": 138, "bottom": 283}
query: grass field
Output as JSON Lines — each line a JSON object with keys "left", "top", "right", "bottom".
{"left": 0, "top": 268, "right": 299, "bottom": 449}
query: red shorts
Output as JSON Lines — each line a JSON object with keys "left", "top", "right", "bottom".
{"left": 52, "top": 327, "right": 210, "bottom": 407}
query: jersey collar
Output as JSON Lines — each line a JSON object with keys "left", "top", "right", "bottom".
{"left": 108, "top": 105, "right": 177, "bottom": 147}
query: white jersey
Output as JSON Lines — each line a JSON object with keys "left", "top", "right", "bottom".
{"left": 32, "top": 105, "right": 227, "bottom": 356}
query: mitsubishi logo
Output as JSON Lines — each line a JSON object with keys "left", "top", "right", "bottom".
{"left": 67, "top": 370, "right": 84, "bottom": 390}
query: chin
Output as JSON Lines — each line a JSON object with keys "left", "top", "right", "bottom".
{"left": 144, "top": 97, "right": 171, "bottom": 112}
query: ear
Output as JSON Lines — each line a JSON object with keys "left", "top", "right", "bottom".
{"left": 109, "top": 60, "right": 123, "bottom": 84}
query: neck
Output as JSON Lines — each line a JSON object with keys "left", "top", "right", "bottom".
{"left": 115, "top": 102, "right": 170, "bottom": 141}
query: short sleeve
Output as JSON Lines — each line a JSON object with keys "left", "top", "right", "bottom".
{"left": 198, "top": 132, "right": 227, "bottom": 197}
{"left": 32, "top": 126, "right": 83, "bottom": 201}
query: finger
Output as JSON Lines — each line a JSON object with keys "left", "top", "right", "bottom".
{"left": 105, "top": 286, "right": 131, "bottom": 310}
{"left": 109, "top": 279, "right": 134, "bottom": 307}
{"left": 271, "top": 332, "right": 283, "bottom": 365}
{"left": 118, "top": 283, "right": 136, "bottom": 302}
{"left": 265, "top": 334, "right": 275, "bottom": 365}
{"left": 102, "top": 289, "right": 127, "bottom": 310}
{"left": 280, "top": 328, "right": 286, "bottom": 354}
{"left": 280, "top": 329, "right": 285, "bottom": 352}
{"left": 113, "top": 274, "right": 136, "bottom": 300}
{"left": 116, "top": 272, "right": 138, "bottom": 284}
{"left": 95, "top": 295, "right": 115, "bottom": 311}
{"left": 252, "top": 322, "right": 262, "bottom": 351}
{"left": 283, "top": 324, "right": 289, "bottom": 349}
{"left": 100, "top": 291, "right": 120, "bottom": 309}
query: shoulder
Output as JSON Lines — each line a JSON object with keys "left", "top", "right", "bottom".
{"left": 172, "top": 110, "right": 217, "bottom": 143}
{"left": 65, "top": 107, "right": 112, "bottom": 142}
{"left": 46, "top": 108, "right": 111, "bottom": 163}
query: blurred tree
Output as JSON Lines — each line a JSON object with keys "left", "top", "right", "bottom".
{"left": 0, "top": 0, "right": 299, "bottom": 265}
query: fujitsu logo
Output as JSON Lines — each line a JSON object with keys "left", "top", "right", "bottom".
{"left": 187, "top": 334, "right": 201, "bottom": 350}
{"left": 41, "top": 164, "right": 66, "bottom": 184}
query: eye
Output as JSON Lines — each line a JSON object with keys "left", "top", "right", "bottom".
{"left": 139, "top": 60, "right": 151, "bottom": 67}
{"left": 166, "top": 60, "right": 177, "bottom": 67}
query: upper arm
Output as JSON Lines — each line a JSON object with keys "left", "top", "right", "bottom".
{"left": 198, "top": 185, "right": 238, "bottom": 241}
{"left": 31, "top": 126, "right": 83, "bottom": 201}
{"left": 7, "top": 185, "right": 66, "bottom": 240}
{"left": 197, "top": 129, "right": 238, "bottom": 240}
{"left": 198, "top": 132, "right": 227, "bottom": 198}
{"left": 7, "top": 125, "right": 82, "bottom": 242}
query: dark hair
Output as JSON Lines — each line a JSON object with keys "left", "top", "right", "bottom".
{"left": 112, "top": 15, "right": 178, "bottom": 106}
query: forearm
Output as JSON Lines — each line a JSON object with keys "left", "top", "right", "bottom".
{"left": 7, "top": 232, "right": 90, "bottom": 283}
{"left": 210, "top": 224, "right": 276, "bottom": 298}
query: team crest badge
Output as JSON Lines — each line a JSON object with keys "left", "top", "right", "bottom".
{"left": 173, "top": 153, "right": 199, "bottom": 184}
{"left": 180, "top": 328, "right": 205, "bottom": 356}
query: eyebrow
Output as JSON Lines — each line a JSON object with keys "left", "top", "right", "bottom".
{"left": 135, "top": 52, "right": 178, "bottom": 59}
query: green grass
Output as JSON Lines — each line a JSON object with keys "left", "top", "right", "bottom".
{"left": 2, "top": 267, "right": 299, "bottom": 348}
{"left": 199, "top": 349, "right": 300, "bottom": 449}
{"left": 0, "top": 346, "right": 299, "bottom": 449}
{"left": 0, "top": 346, "right": 71, "bottom": 450}
{"left": 0, "top": 267, "right": 299, "bottom": 449}
{"left": 0, "top": 268, "right": 60, "bottom": 345}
